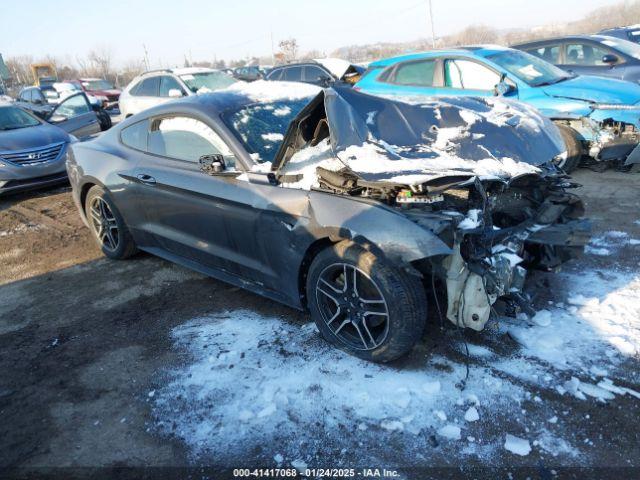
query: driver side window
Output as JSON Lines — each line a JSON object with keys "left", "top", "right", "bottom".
{"left": 565, "top": 43, "right": 611, "bottom": 66}
{"left": 148, "top": 116, "right": 237, "bottom": 169}
{"left": 445, "top": 59, "right": 500, "bottom": 91}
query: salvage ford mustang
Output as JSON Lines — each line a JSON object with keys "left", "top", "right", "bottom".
{"left": 67, "top": 81, "right": 589, "bottom": 362}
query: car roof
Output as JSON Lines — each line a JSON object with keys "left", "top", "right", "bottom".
{"left": 513, "top": 34, "right": 623, "bottom": 47}
{"left": 137, "top": 67, "right": 218, "bottom": 79}
{"left": 368, "top": 45, "right": 511, "bottom": 67}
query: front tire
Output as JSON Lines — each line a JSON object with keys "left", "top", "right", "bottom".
{"left": 306, "top": 241, "right": 427, "bottom": 363}
{"left": 85, "top": 185, "right": 138, "bottom": 260}
{"left": 554, "top": 124, "right": 583, "bottom": 173}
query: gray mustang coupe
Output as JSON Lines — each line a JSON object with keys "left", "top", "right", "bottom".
{"left": 67, "top": 81, "right": 588, "bottom": 362}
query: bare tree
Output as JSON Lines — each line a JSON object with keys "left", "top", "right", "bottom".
{"left": 87, "top": 47, "right": 113, "bottom": 79}
{"left": 446, "top": 25, "right": 498, "bottom": 46}
{"left": 278, "top": 38, "right": 299, "bottom": 63}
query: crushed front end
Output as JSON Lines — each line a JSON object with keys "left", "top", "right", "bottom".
{"left": 391, "top": 171, "right": 589, "bottom": 331}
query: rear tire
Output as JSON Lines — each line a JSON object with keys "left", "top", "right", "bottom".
{"left": 554, "top": 124, "right": 583, "bottom": 173}
{"left": 85, "top": 185, "right": 138, "bottom": 260}
{"left": 306, "top": 241, "right": 427, "bottom": 363}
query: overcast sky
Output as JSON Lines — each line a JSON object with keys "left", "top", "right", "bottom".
{"left": 0, "top": 0, "right": 617, "bottom": 67}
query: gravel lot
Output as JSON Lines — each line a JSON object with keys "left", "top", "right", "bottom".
{"left": 0, "top": 168, "right": 639, "bottom": 479}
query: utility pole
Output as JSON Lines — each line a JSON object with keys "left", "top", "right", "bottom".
{"left": 270, "top": 31, "right": 275, "bottom": 65}
{"left": 142, "top": 44, "right": 150, "bottom": 71}
{"left": 428, "top": 0, "right": 436, "bottom": 48}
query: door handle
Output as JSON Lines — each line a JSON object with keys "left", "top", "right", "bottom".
{"left": 136, "top": 174, "right": 156, "bottom": 185}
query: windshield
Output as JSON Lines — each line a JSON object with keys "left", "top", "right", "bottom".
{"left": 0, "top": 106, "right": 40, "bottom": 131}
{"left": 222, "top": 99, "right": 309, "bottom": 164}
{"left": 83, "top": 80, "right": 115, "bottom": 90}
{"left": 487, "top": 50, "right": 572, "bottom": 87}
{"left": 600, "top": 37, "right": 640, "bottom": 59}
{"left": 179, "top": 71, "right": 236, "bottom": 93}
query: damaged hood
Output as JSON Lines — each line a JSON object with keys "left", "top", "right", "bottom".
{"left": 540, "top": 75, "right": 640, "bottom": 105}
{"left": 308, "top": 87, "right": 565, "bottom": 185}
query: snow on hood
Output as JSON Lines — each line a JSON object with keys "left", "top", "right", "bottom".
{"left": 225, "top": 80, "right": 321, "bottom": 103}
{"left": 277, "top": 88, "right": 565, "bottom": 188}
{"left": 314, "top": 58, "right": 353, "bottom": 79}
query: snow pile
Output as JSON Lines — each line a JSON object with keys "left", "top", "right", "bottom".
{"left": 153, "top": 310, "right": 525, "bottom": 464}
{"left": 225, "top": 80, "right": 321, "bottom": 102}
{"left": 585, "top": 230, "right": 640, "bottom": 256}
{"left": 505, "top": 269, "right": 640, "bottom": 372}
{"left": 504, "top": 434, "right": 531, "bottom": 456}
{"left": 334, "top": 141, "right": 539, "bottom": 185}
{"left": 152, "top": 266, "right": 639, "bottom": 467}
{"left": 278, "top": 140, "right": 344, "bottom": 190}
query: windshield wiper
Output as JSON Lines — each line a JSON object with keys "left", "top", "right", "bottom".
{"left": 0, "top": 125, "right": 30, "bottom": 131}
{"left": 534, "top": 76, "right": 573, "bottom": 87}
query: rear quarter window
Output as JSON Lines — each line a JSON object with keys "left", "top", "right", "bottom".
{"left": 120, "top": 119, "right": 149, "bottom": 151}
{"left": 391, "top": 60, "right": 436, "bottom": 86}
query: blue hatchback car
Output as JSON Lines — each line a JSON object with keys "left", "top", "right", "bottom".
{"left": 355, "top": 46, "right": 640, "bottom": 171}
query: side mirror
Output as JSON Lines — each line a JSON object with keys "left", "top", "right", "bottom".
{"left": 49, "top": 114, "right": 67, "bottom": 123}
{"left": 32, "top": 97, "right": 44, "bottom": 105}
{"left": 602, "top": 54, "right": 619, "bottom": 65}
{"left": 199, "top": 154, "right": 226, "bottom": 174}
{"left": 494, "top": 75, "right": 517, "bottom": 96}
{"left": 168, "top": 88, "right": 183, "bottom": 98}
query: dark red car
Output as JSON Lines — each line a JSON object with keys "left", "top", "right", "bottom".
{"left": 71, "top": 78, "right": 121, "bottom": 110}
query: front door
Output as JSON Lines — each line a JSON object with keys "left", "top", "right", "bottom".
{"left": 132, "top": 114, "right": 282, "bottom": 283}
{"left": 439, "top": 58, "right": 504, "bottom": 98}
{"left": 48, "top": 93, "right": 100, "bottom": 139}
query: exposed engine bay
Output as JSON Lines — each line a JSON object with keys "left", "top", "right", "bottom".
{"left": 268, "top": 87, "right": 590, "bottom": 331}
{"left": 554, "top": 116, "right": 640, "bottom": 165}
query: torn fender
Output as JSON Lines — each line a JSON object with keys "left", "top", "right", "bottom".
{"left": 307, "top": 190, "right": 452, "bottom": 268}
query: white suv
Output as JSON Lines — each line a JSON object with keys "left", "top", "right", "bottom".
{"left": 119, "top": 67, "right": 237, "bottom": 118}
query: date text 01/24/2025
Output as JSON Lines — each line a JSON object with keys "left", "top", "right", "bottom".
{"left": 232, "top": 468, "right": 400, "bottom": 477}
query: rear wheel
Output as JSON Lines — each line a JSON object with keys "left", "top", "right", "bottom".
{"left": 85, "top": 185, "right": 138, "bottom": 260}
{"left": 306, "top": 241, "right": 427, "bottom": 362}
{"left": 554, "top": 123, "right": 583, "bottom": 173}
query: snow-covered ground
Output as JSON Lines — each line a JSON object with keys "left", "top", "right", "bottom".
{"left": 151, "top": 245, "right": 640, "bottom": 470}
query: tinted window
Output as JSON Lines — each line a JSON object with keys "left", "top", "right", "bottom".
{"left": 282, "top": 66, "right": 303, "bottom": 81}
{"left": 266, "top": 68, "right": 282, "bottom": 81}
{"left": 32, "top": 89, "right": 45, "bottom": 103}
{"left": 445, "top": 59, "right": 500, "bottom": 90}
{"left": 19, "top": 90, "right": 31, "bottom": 102}
{"left": 526, "top": 45, "right": 560, "bottom": 63}
{"left": 120, "top": 119, "right": 149, "bottom": 150}
{"left": 159, "top": 76, "right": 184, "bottom": 97}
{"left": 129, "top": 81, "right": 142, "bottom": 95}
{"left": 304, "top": 66, "right": 329, "bottom": 84}
{"left": 147, "top": 116, "right": 237, "bottom": 168}
{"left": 392, "top": 60, "right": 436, "bottom": 86}
{"left": 135, "top": 77, "right": 160, "bottom": 96}
{"left": 565, "top": 43, "right": 611, "bottom": 66}
{"left": 53, "top": 94, "right": 91, "bottom": 119}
